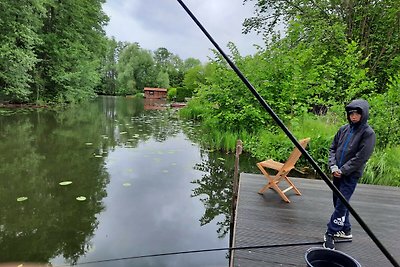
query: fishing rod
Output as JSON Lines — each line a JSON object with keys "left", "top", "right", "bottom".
{"left": 176, "top": 1, "right": 399, "bottom": 266}
{"left": 55, "top": 240, "right": 352, "bottom": 266}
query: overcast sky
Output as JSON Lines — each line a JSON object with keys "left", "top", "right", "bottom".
{"left": 102, "top": 0, "right": 265, "bottom": 62}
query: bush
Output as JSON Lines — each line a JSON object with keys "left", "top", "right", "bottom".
{"left": 167, "top": 87, "right": 177, "bottom": 101}
{"left": 176, "top": 87, "right": 193, "bottom": 102}
{"left": 368, "top": 74, "right": 400, "bottom": 148}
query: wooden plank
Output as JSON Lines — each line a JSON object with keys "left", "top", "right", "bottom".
{"left": 232, "top": 173, "right": 400, "bottom": 267}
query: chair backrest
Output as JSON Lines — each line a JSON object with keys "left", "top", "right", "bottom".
{"left": 280, "top": 138, "right": 310, "bottom": 173}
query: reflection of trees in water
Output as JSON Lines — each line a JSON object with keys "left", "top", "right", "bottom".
{"left": 0, "top": 104, "right": 109, "bottom": 264}
{"left": 0, "top": 96, "right": 202, "bottom": 263}
{"left": 0, "top": 96, "right": 232, "bottom": 264}
{"left": 191, "top": 151, "right": 235, "bottom": 238}
{"left": 102, "top": 96, "right": 184, "bottom": 146}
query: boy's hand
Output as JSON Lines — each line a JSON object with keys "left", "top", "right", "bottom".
{"left": 333, "top": 171, "right": 342, "bottom": 178}
{"left": 330, "top": 165, "right": 342, "bottom": 177}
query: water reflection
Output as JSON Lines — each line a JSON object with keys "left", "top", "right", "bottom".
{"left": 1, "top": 96, "right": 260, "bottom": 267}
{"left": 191, "top": 152, "right": 234, "bottom": 238}
{"left": 0, "top": 103, "right": 109, "bottom": 264}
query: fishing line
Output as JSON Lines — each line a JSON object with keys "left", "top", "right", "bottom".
{"left": 176, "top": 1, "right": 399, "bottom": 266}
{"left": 54, "top": 240, "right": 351, "bottom": 266}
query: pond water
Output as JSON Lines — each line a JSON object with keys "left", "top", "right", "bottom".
{"left": 0, "top": 96, "right": 259, "bottom": 267}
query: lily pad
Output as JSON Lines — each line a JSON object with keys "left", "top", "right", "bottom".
{"left": 76, "top": 196, "right": 86, "bottom": 201}
{"left": 59, "top": 181, "right": 73, "bottom": 186}
{"left": 85, "top": 142, "right": 93, "bottom": 146}
{"left": 94, "top": 155, "right": 103, "bottom": 158}
{"left": 120, "top": 131, "right": 127, "bottom": 135}
{"left": 17, "top": 197, "right": 28, "bottom": 202}
{"left": 123, "top": 182, "right": 131, "bottom": 187}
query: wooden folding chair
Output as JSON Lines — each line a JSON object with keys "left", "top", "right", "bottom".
{"left": 256, "top": 138, "right": 310, "bottom": 203}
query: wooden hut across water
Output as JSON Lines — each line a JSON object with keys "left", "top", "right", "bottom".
{"left": 144, "top": 87, "right": 167, "bottom": 99}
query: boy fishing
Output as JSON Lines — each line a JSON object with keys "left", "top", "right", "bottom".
{"left": 323, "top": 99, "right": 376, "bottom": 250}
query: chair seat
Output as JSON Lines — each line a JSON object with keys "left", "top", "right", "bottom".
{"left": 258, "top": 159, "right": 284, "bottom": 171}
{"left": 256, "top": 138, "right": 310, "bottom": 203}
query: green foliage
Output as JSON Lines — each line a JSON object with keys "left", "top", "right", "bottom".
{"left": 116, "top": 43, "right": 156, "bottom": 95}
{"left": 362, "top": 146, "right": 400, "bottom": 186}
{"left": 167, "top": 87, "right": 177, "bottom": 101}
{"left": 175, "top": 87, "right": 192, "bottom": 102}
{"left": 156, "top": 71, "right": 170, "bottom": 88}
{"left": 36, "top": 0, "right": 108, "bottom": 103}
{"left": 244, "top": 113, "right": 338, "bottom": 172}
{"left": 183, "top": 65, "right": 205, "bottom": 91}
{"left": 153, "top": 47, "right": 185, "bottom": 87}
{"left": 199, "top": 129, "right": 252, "bottom": 153}
{"left": 110, "top": 46, "right": 200, "bottom": 96}
{"left": 178, "top": 10, "right": 399, "bottom": 185}
{"left": 183, "top": 57, "right": 202, "bottom": 71}
{"left": 0, "top": 0, "right": 45, "bottom": 102}
{"left": 368, "top": 74, "right": 400, "bottom": 147}
{"left": 257, "top": 22, "right": 374, "bottom": 113}
{"left": 185, "top": 44, "right": 270, "bottom": 133}
{"left": 97, "top": 38, "right": 127, "bottom": 95}
{"left": 0, "top": 0, "right": 108, "bottom": 103}
{"left": 178, "top": 97, "right": 207, "bottom": 121}
{"left": 243, "top": 0, "right": 400, "bottom": 89}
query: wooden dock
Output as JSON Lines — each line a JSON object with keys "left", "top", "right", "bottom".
{"left": 231, "top": 173, "right": 400, "bottom": 267}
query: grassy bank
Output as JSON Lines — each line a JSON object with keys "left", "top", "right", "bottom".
{"left": 180, "top": 107, "right": 400, "bottom": 186}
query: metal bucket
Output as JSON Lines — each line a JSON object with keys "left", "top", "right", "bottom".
{"left": 305, "top": 247, "right": 361, "bottom": 267}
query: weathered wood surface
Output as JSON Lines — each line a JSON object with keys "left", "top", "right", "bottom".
{"left": 231, "top": 173, "right": 400, "bottom": 267}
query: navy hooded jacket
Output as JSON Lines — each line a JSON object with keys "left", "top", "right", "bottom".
{"left": 328, "top": 99, "right": 376, "bottom": 177}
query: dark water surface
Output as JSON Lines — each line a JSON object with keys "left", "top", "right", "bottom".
{"left": 0, "top": 96, "right": 259, "bottom": 267}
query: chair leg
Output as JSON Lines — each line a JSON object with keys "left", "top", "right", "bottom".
{"left": 284, "top": 176, "right": 302, "bottom": 196}
{"left": 272, "top": 184, "right": 291, "bottom": 203}
{"left": 258, "top": 181, "right": 273, "bottom": 194}
{"left": 256, "top": 163, "right": 274, "bottom": 194}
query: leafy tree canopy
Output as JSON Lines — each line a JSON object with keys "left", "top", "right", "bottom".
{"left": 243, "top": 0, "right": 400, "bottom": 89}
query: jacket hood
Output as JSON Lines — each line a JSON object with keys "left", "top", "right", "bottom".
{"left": 345, "top": 99, "right": 369, "bottom": 125}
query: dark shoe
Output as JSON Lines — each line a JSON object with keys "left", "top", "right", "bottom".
{"left": 334, "top": 229, "right": 352, "bottom": 239}
{"left": 323, "top": 233, "right": 335, "bottom": 250}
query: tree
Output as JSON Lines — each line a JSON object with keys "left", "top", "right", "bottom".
{"left": 183, "top": 57, "right": 202, "bottom": 71}
{"left": 183, "top": 65, "right": 205, "bottom": 92}
{"left": 180, "top": 58, "right": 202, "bottom": 91}
{"left": 36, "top": 0, "right": 109, "bottom": 102}
{"left": 116, "top": 43, "right": 156, "bottom": 95}
{"left": 156, "top": 71, "right": 170, "bottom": 88}
{"left": 153, "top": 47, "right": 173, "bottom": 70}
{"left": 98, "top": 38, "right": 128, "bottom": 95}
{"left": 0, "top": 0, "right": 46, "bottom": 103}
{"left": 153, "top": 47, "right": 187, "bottom": 87}
{"left": 243, "top": 0, "right": 400, "bottom": 89}
{"left": 0, "top": 0, "right": 109, "bottom": 103}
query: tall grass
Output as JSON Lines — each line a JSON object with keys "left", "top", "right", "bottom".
{"left": 178, "top": 98, "right": 205, "bottom": 121}
{"left": 288, "top": 114, "right": 340, "bottom": 171}
{"left": 361, "top": 146, "right": 400, "bottom": 186}
{"left": 200, "top": 129, "right": 252, "bottom": 153}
